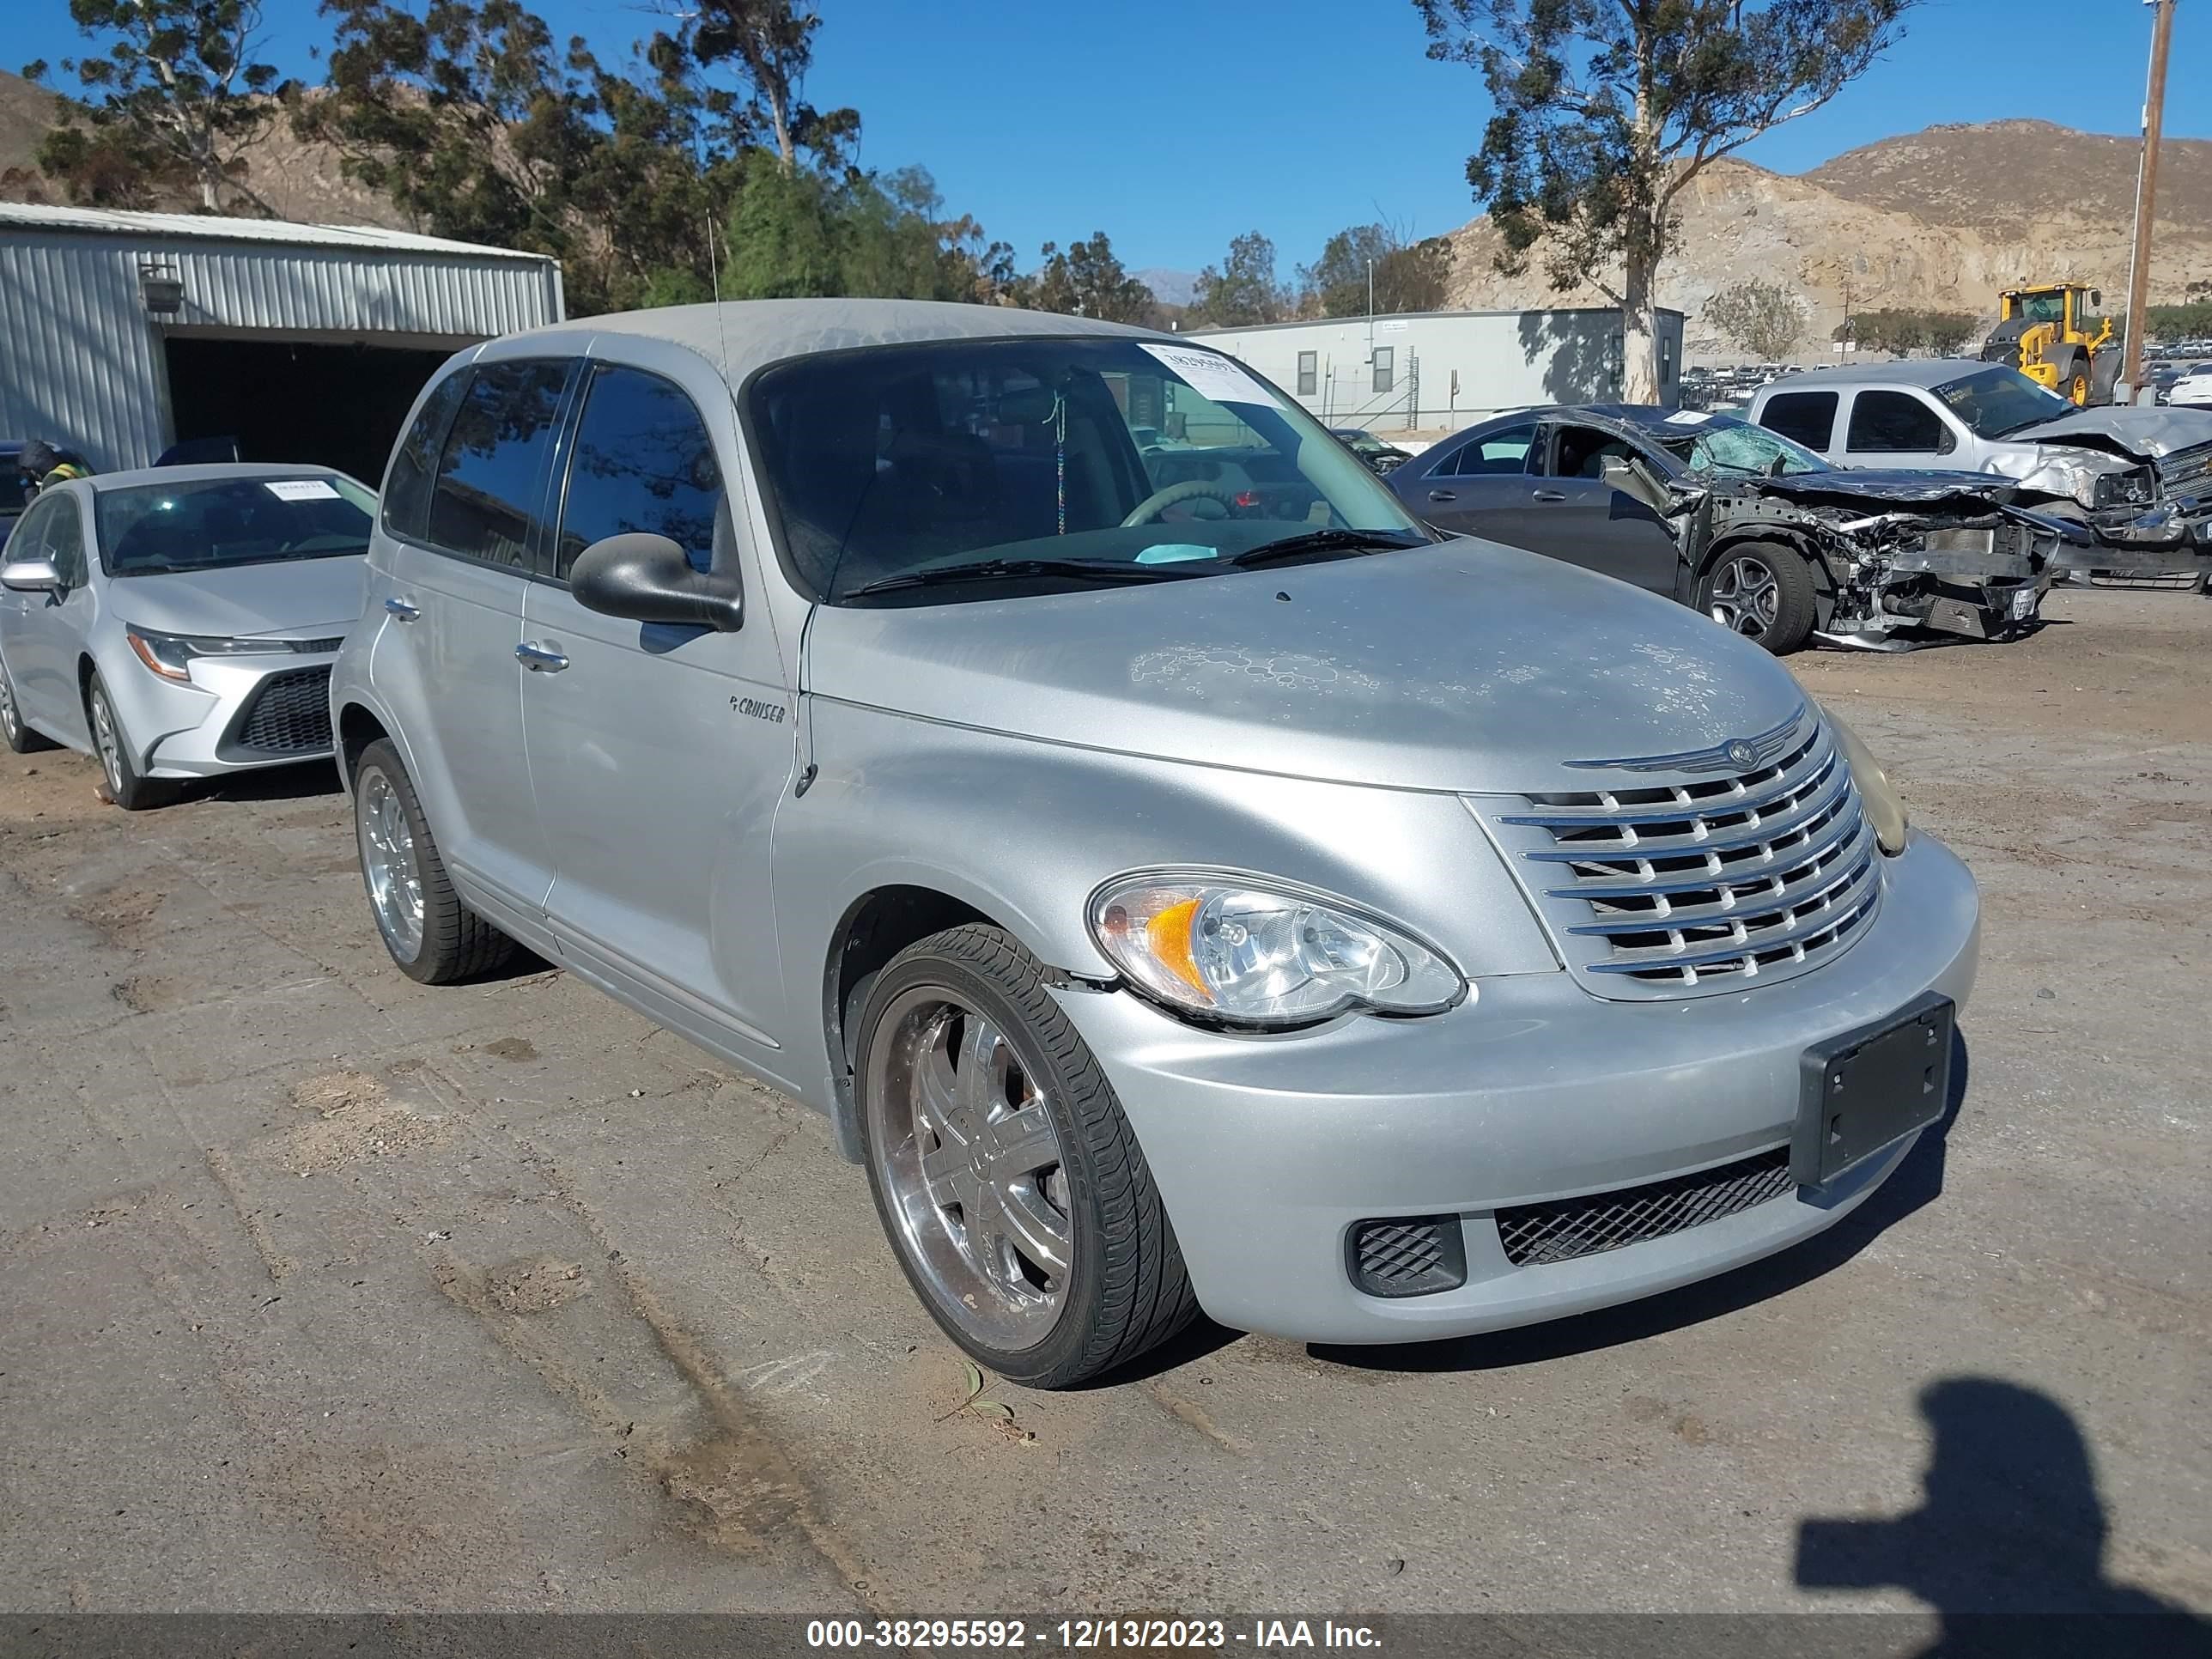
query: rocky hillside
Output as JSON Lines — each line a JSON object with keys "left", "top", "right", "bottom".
{"left": 0, "top": 69, "right": 411, "bottom": 229}
{"left": 1442, "top": 121, "right": 2212, "bottom": 355}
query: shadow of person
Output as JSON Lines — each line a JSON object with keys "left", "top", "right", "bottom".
{"left": 1796, "top": 1378, "right": 2212, "bottom": 1657}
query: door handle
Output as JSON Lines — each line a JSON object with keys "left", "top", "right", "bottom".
{"left": 1531, "top": 489, "right": 1569, "bottom": 503}
{"left": 516, "top": 641, "right": 569, "bottom": 672}
{"left": 1426, "top": 489, "right": 1457, "bottom": 503}
{"left": 383, "top": 597, "right": 419, "bottom": 622}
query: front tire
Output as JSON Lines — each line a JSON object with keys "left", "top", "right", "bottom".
{"left": 87, "top": 674, "right": 175, "bottom": 810}
{"left": 0, "top": 656, "right": 54, "bottom": 754}
{"left": 1698, "top": 541, "right": 1820, "bottom": 654}
{"left": 854, "top": 925, "right": 1197, "bottom": 1388}
{"left": 353, "top": 738, "right": 514, "bottom": 983}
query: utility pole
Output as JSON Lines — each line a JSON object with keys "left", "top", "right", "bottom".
{"left": 1366, "top": 258, "right": 1376, "bottom": 360}
{"left": 2119, "top": 0, "right": 2177, "bottom": 402}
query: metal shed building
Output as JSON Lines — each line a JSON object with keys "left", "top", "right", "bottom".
{"left": 1183, "top": 307, "right": 1686, "bottom": 432}
{"left": 0, "top": 203, "right": 563, "bottom": 483}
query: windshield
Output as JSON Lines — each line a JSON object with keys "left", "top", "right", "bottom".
{"left": 747, "top": 337, "right": 1425, "bottom": 603}
{"left": 1933, "top": 368, "right": 2071, "bottom": 439}
{"left": 1655, "top": 414, "right": 1827, "bottom": 477}
{"left": 96, "top": 475, "right": 376, "bottom": 576}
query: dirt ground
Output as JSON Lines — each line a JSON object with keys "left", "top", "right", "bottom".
{"left": 0, "top": 587, "right": 2206, "bottom": 1622}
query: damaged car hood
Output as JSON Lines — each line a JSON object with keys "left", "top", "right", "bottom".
{"left": 1739, "top": 469, "right": 2031, "bottom": 510}
{"left": 2014, "top": 404, "right": 2212, "bottom": 460}
{"left": 805, "top": 539, "right": 1806, "bottom": 793}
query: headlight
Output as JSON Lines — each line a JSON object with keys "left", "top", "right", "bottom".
{"left": 1820, "top": 705, "right": 1910, "bottom": 856}
{"left": 125, "top": 625, "right": 289, "bottom": 682}
{"left": 1088, "top": 872, "right": 1465, "bottom": 1027}
{"left": 2092, "top": 468, "right": 2155, "bottom": 509}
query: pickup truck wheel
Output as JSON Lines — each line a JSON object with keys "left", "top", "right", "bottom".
{"left": 0, "top": 657, "right": 54, "bottom": 753}
{"left": 1699, "top": 542, "right": 1818, "bottom": 654}
{"left": 353, "top": 738, "right": 514, "bottom": 983}
{"left": 855, "top": 924, "right": 1198, "bottom": 1388}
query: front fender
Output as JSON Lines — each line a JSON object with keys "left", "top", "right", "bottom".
{"left": 769, "top": 698, "right": 1562, "bottom": 1111}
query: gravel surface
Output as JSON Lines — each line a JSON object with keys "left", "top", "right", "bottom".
{"left": 1, "top": 587, "right": 2205, "bottom": 1619}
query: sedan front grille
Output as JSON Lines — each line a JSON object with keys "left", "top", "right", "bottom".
{"left": 233, "top": 665, "right": 333, "bottom": 756}
{"left": 1496, "top": 1148, "right": 1796, "bottom": 1267}
{"left": 1472, "top": 706, "right": 1880, "bottom": 999}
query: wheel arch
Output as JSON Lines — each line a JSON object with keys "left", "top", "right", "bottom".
{"left": 818, "top": 883, "right": 1045, "bottom": 1162}
{"left": 335, "top": 699, "right": 392, "bottom": 793}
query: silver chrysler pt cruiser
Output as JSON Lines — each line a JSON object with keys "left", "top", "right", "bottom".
{"left": 331, "top": 301, "right": 1979, "bottom": 1387}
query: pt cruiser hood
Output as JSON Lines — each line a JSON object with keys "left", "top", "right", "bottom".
{"left": 804, "top": 538, "right": 1807, "bottom": 793}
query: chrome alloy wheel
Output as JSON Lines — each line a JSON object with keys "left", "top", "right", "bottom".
{"left": 1707, "top": 553, "right": 1782, "bottom": 638}
{"left": 356, "top": 767, "right": 425, "bottom": 959}
{"left": 866, "top": 988, "right": 1073, "bottom": 1349}
{"left": 89, "top": 690, "right": 125, "bottom": 795}
{"left": 0, "top": 668, "right": 20, "bottom": 744}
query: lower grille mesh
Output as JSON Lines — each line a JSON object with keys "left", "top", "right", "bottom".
{"left": 234, "top": 666, "right": 333, "bottom": 756}
{"left": 1349, "top": 1215, "right": 1467, "bottom": 1298}
{"left": 1495, "top": 1148, "right": 1795, "bottom": 1267}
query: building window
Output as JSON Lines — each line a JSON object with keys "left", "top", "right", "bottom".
{"left": 1297, "top": 351, "right": 1317, "bottom": 397}
{"left": 1371, "top": 347, "right": 1394, "bottom": 394}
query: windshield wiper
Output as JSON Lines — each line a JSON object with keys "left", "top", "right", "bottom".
{"left": 839, "top": 557, "right": 1195, "bottom": 599}
{"left": 1228, "top": 529, "right": 1425, "bottom": 568}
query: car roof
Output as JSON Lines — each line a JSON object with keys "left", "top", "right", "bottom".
{"left": 82, "top": 462, "right": 366, "bottom": 491}
{"left": 503, "top": 297, "right": 1163, "bottom": 383}
{"left": 1753, "top": 359, "right": 1996, "bottom": 391}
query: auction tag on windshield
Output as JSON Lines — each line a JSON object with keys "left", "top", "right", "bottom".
{"left": 1139, "top": 343, "right": 1282, "bottom": 408}
{"left": 264, "top": 478, "right": 341, "bottom": 501}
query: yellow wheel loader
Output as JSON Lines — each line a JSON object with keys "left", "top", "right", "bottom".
{"left": 1980, "top": 284, "right": 2115, "bottom": 405}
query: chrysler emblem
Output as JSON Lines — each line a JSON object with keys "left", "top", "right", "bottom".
{"left": 1724, "top": 738, "right": 1758, "bottom": 768}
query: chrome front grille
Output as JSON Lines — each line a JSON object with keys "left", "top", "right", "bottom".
{"left": 2155, "top": 441, "right": 2212, "bottom": 505}
{"left": 1474, "top": 707, "right": 1881, "bottom": 999}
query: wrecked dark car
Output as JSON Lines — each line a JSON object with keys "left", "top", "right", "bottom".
{"left": 1389, "top": 405, "right": 2080, "bottom": 653}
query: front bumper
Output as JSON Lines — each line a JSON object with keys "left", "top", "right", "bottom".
{"left": 104, "top": 644, "right": 341, "bottom": 778}
{"left": 2058, "top": 501, "right": 2212, "bottom": 574}
{"left": 1055, "top": 831, "right": 1978, "bottom": 1346}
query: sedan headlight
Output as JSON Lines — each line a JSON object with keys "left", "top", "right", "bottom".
{"left": 1820, "top": 705, "right": 1910, "bottom": 856}
{"left": 1089, "top": 872, "right": 1465, "bottom": 1027}
{"left": 125, "top": 625, "right": 289, "bottom": 682}
{"left": 2092, "top": 467, "right": 2155, "bottom": 509}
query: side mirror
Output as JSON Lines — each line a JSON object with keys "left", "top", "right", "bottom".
{"left": 1600, "top": 456, "right": 1668, "bottom": 514}
{"left": 0, "top": 558, "right": 63, "bottom": 595}
{"left": 569, "top": 533, "right": 742, "bottom": 633}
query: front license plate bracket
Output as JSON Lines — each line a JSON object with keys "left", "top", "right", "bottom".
{"left": 1794, "top": 992, "right": 1954, "bottom": 1189}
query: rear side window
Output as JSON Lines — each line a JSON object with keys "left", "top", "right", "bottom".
{"left": 1846, "top": 391, "right": 1948, "bottom": 454}
{"left": 382, "top": 370, "right": 469, "bottom": 542}
{"left": 555, "top": 366, "right": 723, "bottom": 579}
{"left": 1760, "top": 391, "right": 1838, "bottom": 451}
{"left": 1446, "top": 425, "right": 1536, "bottom": 476}
{"left": 426, "top": 360, "right": 573, "bottom": 568}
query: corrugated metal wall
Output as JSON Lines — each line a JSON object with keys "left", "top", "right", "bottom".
{"left": 0, "top": 228, "right": 562, "bottom": 470}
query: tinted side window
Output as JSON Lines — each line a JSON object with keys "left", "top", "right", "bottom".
{"left": 43, "top": 496, "right": 87, "bottom": 586}
{"left": 1760, "top": 391, "right": 1838, "bottom": 451}
{"left": 426, "top": 361, "right": 572, "bottom": 568}
{"left": 555, "top": 366, "right": 723, "bottom": 579}
{"left": 1846, "top": 391, "right": 1947, "bottom": 453}
{"left": 1447, "top": 424, "right": 1536, "bottom": 476}
{"left": 383, "top": 369, "right": 470, "bottom": 541}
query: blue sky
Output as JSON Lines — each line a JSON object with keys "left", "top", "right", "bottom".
{"left": 16, "top": 0, "right": 2205, "bottom": 278}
